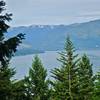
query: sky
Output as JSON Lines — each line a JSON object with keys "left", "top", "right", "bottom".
{"left": 5, "top": 0, "right": 100, "bottom": 26}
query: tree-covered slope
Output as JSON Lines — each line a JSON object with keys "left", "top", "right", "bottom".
{"left": 7, "top": 19, "right": 100, "bottom": 54}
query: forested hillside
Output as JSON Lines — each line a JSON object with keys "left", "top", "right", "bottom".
{"left": 7, "top": 19, "right": 100, "bottom": 52}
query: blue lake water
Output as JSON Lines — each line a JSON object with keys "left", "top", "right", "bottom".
{"left": 10, "top": 50, "right": 100, "bottom": 79}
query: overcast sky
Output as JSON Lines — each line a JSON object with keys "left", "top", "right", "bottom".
{"left": 6, "top": 0, "right": 100, "bottom": 26}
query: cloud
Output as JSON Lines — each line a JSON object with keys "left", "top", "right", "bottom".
{"left": 6, "top": 0, "right": 100, "bottom": 26}
{"left": 77, "top": 11, "right": 100, "bottom": 18}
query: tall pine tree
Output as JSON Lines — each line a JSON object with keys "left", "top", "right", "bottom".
{"left": 0, "top": 0, "right": 24, "bottom": 99}
{"left": 78, "top": 54, "right": 94, "bottom": 100}
{"left": 25, "top": 55, "right": 50, "bottom": 100}
{"left": 51, "top": 37, "right": 80, "bottom": 100}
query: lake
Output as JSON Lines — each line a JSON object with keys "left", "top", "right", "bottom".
{"left": 10, "top": 50, "right": 100, "bottom": 79}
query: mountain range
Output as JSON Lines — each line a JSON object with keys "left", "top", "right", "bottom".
{"left": 7, "top": 19, "right": 100, "bottom": 55}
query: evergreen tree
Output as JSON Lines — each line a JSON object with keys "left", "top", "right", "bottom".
{"left": 93, "top": 72, "right": 100, "bottom": 100}
{"left": 0, "top": 65, "right": 15, "bottom": 100}
{"left": 78, "top": 54, "right": 94, "bottom": 100}
{"left": 51, "top": 37, "right": 80, "bottom": 100}
{"left": 11, "top": 79, "right": 28, "bottom": 100}
{"left": 0, "top": 0, "right": 24, "bottom": 99}
{"left": 25, "top": 55, "right": 50, "bottom": 100}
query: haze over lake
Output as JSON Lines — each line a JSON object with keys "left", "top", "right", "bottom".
{"left": 10, "top": 50, "right": 100, "bottom": 79}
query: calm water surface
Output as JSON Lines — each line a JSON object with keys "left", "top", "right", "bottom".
{"left": 10, "top": 50, "right": 100, "bottom": 79}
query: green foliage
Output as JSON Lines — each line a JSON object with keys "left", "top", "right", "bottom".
{"left": 51, "top": 37, "right": 80, "bottom": 100}
{"left": 25, "top": 55, "right": 50, "bottom": 100}
{"left": 0, "top": 65, "right": 15, "bottom": 100}
{"left": 93, "top": 72, "right": 100, "bottom": 100}
{"left": 0, "top": 0, "right": 24, "bottom": 67}
{"left": 0, "top": 1, "right": 99, "bottom": 100}
{"left": 0, "top": 0, "right": 24, "bottom": 99}
{"left": 78, "top": 54, "right": 94, "bottom": 100}
{"left": 11, "top": 79, "right": 31, "bottom": 100}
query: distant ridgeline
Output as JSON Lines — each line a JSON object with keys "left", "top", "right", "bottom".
{"left": 7, "top": 19, "right": 100, "bottom": 56}
{"left": 15, "top": 48, "right": 45, "bottom": 56}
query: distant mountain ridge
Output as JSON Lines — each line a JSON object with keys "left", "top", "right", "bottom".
{"left": 7, "top": 19, "right": 100, "bottom": 55}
